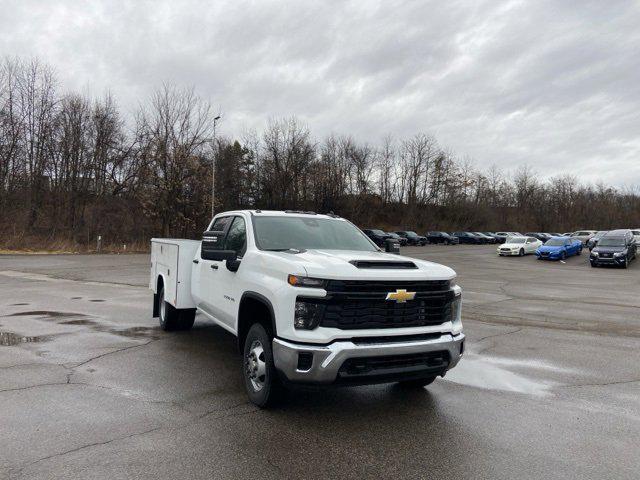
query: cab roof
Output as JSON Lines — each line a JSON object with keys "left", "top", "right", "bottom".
{"left": 223, "top": 209, "right": 342, "bottom": 220}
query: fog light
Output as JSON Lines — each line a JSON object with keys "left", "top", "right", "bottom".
{"left": 297, "top": 352, "right": 313, "bottom": 371}
{"left": 294, "top": 300, "right": 324, "bottom": 330}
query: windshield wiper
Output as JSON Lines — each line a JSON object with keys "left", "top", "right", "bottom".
{"left": 264, "top": 248, "right": 307, "bottom": 253}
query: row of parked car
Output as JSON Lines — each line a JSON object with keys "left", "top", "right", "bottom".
{"left": 497, "top": 229, "right": 639, "bottom": 268}
{"left": 362, "top": 229, "right": 529, "bottom": 247}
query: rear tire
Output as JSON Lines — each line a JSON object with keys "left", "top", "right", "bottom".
{"left": 576, "top": 247, "right": 582, "bottom": 256}
{"left": 398, "top": 376, "right": 437, "bottom": 388}
{"left": 243, "top": 323, "right": 284, "bottom": 408}
{"left": 158, "top": 286, "right": 195, "bottom": 331}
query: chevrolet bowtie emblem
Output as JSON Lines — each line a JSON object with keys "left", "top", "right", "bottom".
{"left": 385, "top": 289, "right": 416, "bottom": 303}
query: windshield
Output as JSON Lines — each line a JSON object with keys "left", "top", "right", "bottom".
{"left": 508, "top": 238, "right": 526, "bottom": 244}
{"left": 253, "top": 216, "right": 377, "bottom": 251}
{"left": 598, "top": 237, "right": 625, "bottom": 247}
{"left": 371, "top": 229, "right": 385, "bottom": 235}
{"left": 406, "top": 231, "right": 418, "bottom": 237}
{"left": 545, "top": 238, "right": 565, "bottom": 246}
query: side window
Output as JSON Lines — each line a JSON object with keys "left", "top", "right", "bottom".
{"left": 225, "top": 217, "right": 247, "bottom": 257}
{"left": 211, "top": 216, "right": 231, "bottom": 232}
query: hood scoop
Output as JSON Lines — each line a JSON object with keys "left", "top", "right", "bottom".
{"left": 349, "top": 260, "right": 417, "bottom": 269}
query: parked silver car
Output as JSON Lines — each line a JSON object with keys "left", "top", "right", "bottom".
{"left": 569, "top": 230, "right": 597, "bottom": 246}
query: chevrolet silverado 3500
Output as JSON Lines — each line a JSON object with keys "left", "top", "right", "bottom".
{"left": 150, "top": 210, "right": 464, "bottom": 407}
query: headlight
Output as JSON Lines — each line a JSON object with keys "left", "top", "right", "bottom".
{"left": 294, "top": 300, "right": 325, "bottom": 330}
{"left": 591, "top": 251, "right": 599, "bottom": 257}
{"left": 614, "top": 252, "right": 625, "bottom": 257}
{"left": 287, "top": 274, "right": 326, "bottom": 288}
{"left": 450, "top": 296, "right": 463, "bottom": 334}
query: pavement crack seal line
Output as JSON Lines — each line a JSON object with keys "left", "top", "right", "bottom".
{"left": 65, "top": 339, "right": 158, "bottom": 373}
{"left": 9, "top": 425, "right": 166, "bottom": 478}
{"left": 0, "top": 270, "right": 146, "bottom": 289}
{"left": 7, "top": 400, "right": 259, "bottom": 478}
{"left": 557, "top": 378, "right": 640, "bottom": 389}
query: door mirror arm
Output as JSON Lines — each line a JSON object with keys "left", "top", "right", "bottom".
{"left": 226, "top": 257, "right": 241, "bottom": 272}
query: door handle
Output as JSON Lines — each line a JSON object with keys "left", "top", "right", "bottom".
{"left": 210, "top": 264, "right": 218, "bottom": 270}
{"left": 193, "top": 259, "right": 199, "bottom": 264}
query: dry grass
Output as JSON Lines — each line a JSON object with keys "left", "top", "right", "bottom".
{"left": 0, "top": 233, "right": 150, "bottom": 255}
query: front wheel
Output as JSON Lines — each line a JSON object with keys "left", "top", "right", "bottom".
{"left": 398, "top": 376, "right": 437, "bottom": 388}
{"left": 590, "top": 261, "right": 597, "bottom": 268}
{"left": 576, "top": 247, "right": 582, "bottom": 256}
{"left": 519, "top": 248, "right": 525, "bottom": 256}
{"left": 243, "top": 323, "right": 284, "bottom": 408}
{"left": 560, "top": 251, "right": 566, "bottom": 261}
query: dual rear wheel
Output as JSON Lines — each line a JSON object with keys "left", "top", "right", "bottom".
{"left": 158, "top": 285, "right": 195, "bottom": 331}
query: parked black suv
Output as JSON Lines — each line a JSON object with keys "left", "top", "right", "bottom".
{"left": 426, "top": 231, "right": 459, "bottom": 244}
{"left": 362, "top": 229, "right": 392, "bottom": 247}
{"left": 386, "top": 231, "right": 408, "bottom": 246}
{"left": 395, "top": 231, "right": 428, "bottom": 246}
{"left": 590, "top": 230, "right": 637, "bottom": 268}
{"left": 452, "top": 232, "right": 482, "bottom": 244}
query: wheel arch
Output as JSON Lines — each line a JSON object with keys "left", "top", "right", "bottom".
{"left": 237, "top": 292, "right": 277, "bottom": 353}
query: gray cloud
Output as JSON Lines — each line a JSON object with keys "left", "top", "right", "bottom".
{"left": 1, "top": 0, "right": 639, "bottom": 185}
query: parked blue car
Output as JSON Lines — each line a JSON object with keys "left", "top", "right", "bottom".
{"left": 535, "top": 237, "right": 582, "bottom": 260}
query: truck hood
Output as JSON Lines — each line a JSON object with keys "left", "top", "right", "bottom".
{"left": 270, "top": 249, "right": 456, "bottom": 280}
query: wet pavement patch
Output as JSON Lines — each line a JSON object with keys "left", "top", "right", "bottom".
{"left": 71, "top": 297, "right": 83, "bottom": 300}
{"left": 0, "top": 331, "right": 53, "bottom": 346}
{"left": 59, "top": 319, "right": 97, "bottom": 326}
{"left": 10, "top": 303, "right": 29, "bottom": 306}
{"left": 5, "top": 310, "right": 83, "bottom": 318}
{"left": 92, "top": 325, "right": 160, "bottom": 339}
{"left": 89, "top": 299, "right": 105, "bottom": 303}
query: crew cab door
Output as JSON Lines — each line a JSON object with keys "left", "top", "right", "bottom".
{"left": 193, "top": 215, "right": 233, "bottom": 322}
{"left": 212, "top": 215, "right": 247, "bottom": 331}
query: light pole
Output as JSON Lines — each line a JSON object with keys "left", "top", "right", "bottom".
{"left": 211, "top": 115, "right": 221, "bottom": 218}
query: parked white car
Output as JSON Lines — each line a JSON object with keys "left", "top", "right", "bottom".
{"left": 497, "top": 236, "right": 542, "bottom": 256}
{"left": 631, "top": 229, "right": 640, "bottom": 244}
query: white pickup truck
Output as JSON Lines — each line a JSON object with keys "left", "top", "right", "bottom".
{"left": 150, "top": 210, "right": 464, "bottom": 407}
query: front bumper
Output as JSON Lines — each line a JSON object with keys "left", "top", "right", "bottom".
{"left": 272, "top": 333, "right": 465, "bottom": 385}
{"left": 591, "top": 255, "right": 626, "bottom": 265}
{"left": 498, "top": 250, "right": 519, "bottom": 256}
{"left": 536, "top": 251, "right": 560, "bottom": 260}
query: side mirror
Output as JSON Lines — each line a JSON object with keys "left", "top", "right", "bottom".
{"left": 201, "top": 231, "right": 237, "bottom": 263}
{"left": 385, "top": 239, "right": 400, "bottom": 254}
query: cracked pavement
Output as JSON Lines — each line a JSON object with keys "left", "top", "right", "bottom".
{"left": 1, "top": 247, "right": 639, "bottom": 479}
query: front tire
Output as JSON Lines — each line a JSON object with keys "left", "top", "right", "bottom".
{"left": 243, "top": 323, "right": 284, "bottom": 408}
{"left": 519, "top": 248, "right": 525, "bottom": 257}
{"left": 398, "top": 376, "right": 437, "bottom": 388}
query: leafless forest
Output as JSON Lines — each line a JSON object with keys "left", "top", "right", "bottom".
{"left": 1, "top": 57, "right": 639, "bottom": 251}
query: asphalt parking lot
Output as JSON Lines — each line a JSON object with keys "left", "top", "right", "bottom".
{"left": 1, "top": 246, "right": 639, "bottom": 479}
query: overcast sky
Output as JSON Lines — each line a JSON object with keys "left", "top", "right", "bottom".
{"left": 1, "top": 0, "right": 639, "bottom": 186}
